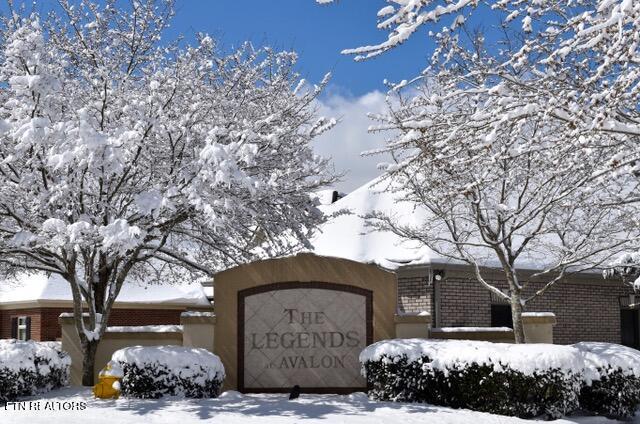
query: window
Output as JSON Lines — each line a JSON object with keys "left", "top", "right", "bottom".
{"left": 11, "top": 316, "right": 31, "bottom": 340}
{"left": 17, "top": 317, "right": 28, "bottom": 341}
{"left": 491, "top": 304, "right": 512, "bottom": 328}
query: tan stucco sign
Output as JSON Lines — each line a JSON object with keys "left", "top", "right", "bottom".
{"left": 213, "top": 253, "right": 398, "bottom": 393}
{"left": 239, "top": 284, "right": 370, "bottom": 391}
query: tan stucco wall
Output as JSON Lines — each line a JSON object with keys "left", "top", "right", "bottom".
{"left": 213, "top": 253, "right": 397, "bottom": 391}
{"left": 182, "top": 314, "right": 216, "bottom": 352}
{"left": 394, "top": 313, "right": 431, "bottom": 339}
{"left": 522, "top": 314, "right": 556, "bottom": 344}
{"left": 428, "top": 315, "right": 556, "bottom": 344}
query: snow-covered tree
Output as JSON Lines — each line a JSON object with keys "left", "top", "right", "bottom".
{"left": 317, "top": 0, "right": 640, "bottom": 340}
{"left": 366, "top": 71, "right": 633, "bottom": 342}
{"left": 317, "top": 0, "right": 640, "bottom": 177}
{"left": 0, "top": 0, "right": 335, "bottom": 385}
{"left": 605, "top": 253, "right": 640, "bottom": 294}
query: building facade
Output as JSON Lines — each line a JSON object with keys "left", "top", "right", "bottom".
{"left": 0, "top": 305, "right": 208, "bottom": 341}
{"left": 0, "top": 273, "right": 213, "bottom": 341}
{"left": 311, "top": 183, "right": 639, "bottom": 349}
{"left": 396, "top": 264, "right": 637, "bottom": 346}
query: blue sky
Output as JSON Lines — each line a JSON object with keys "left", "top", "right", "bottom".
{"left": 166, "top": 1, "right": 504, "bottom": 97}
{"left": 168, "top": 0, "right": 434, "bottom": 97}
{"left": 11, "top": 0, "right": 435, "bottom": 96}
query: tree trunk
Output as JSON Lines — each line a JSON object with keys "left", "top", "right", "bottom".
{"left": 510, "top": 295, "right": 525, "bottom": 344}
{"left": 81, "top": 338, "right": 99, "bottom": 386}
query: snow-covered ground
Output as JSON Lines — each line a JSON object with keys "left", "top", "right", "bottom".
{"left": 1, "top": 388, "right": 635, "bottom": 424}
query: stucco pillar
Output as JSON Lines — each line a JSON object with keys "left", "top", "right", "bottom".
{"left": 58, "top": 314, "right": 83, "bottom": 386}
{"left": 522, "top": 312, "right": 556, "bottom": 344}
{"left": 181, "top": 312, "right": 216, "bottom": 352}
{"left": 394, "top": 312, "right": 432, "bottom": 339}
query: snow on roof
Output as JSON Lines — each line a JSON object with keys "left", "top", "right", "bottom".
{"left": 0, "top": 272, "right": 211, "bottom": 306}
{"left": 309, "top": 177, "right": 438, "bottom": 270}
{"left": 309, "top": 176, "right": 577, "bottom": 272}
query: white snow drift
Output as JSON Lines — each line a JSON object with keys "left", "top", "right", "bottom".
{"left": 111, "top": 345, "right": 225, "bottom": 384}
{"left": 0, "top": 339, "right": 71, "bottom": 373}
{"left": 360, "top": 339, "right": 640, "bottom": 381}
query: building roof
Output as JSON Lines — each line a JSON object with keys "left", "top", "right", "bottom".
{"left": 309, "top": 176, "right": 572, "bottom": 272}
{"left": 0, "top": 272, "right": 211, "bottom": 306}
{"left": 310, "top": 177, "right": 437, "bottom": 270}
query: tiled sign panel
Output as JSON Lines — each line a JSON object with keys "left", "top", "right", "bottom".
{"left": 242, "top": 287, "right": 367, "bottom": 389}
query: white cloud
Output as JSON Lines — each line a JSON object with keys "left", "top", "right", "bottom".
{"left": 313, "top": 90, "right": 392, "bottom": 193}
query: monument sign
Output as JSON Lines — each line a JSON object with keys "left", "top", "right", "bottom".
{"left": 238, "top": 282, "right": 372, "bottom": 392}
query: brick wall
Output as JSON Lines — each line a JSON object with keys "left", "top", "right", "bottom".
{"left": 439, "top": 278, "right": 495, "bottom": 328}
{"left": 398, "top": 275, "right": 432, "bottom": 313}
{"left": 0, "top": 309, "right": 43, "bottom": 340}
{"left": 1, "top": 307, "right": 188, "bottom": 341}
{"left": 526, "top": 279, "right": 633, "bottom": 344}
{"left": 379, "top": 269, "right": 635, "bottom": 346}
{"left": 438, "top": 277, "right": 635, "bottom": 345}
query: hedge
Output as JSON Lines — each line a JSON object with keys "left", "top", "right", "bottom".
{"left": 360, "top": 339, "right": 640, "bottom": 419}
{"left": 0, "top": 339, "right": 70, "bottom": 403}
{"left": 110, "top": 345, "right": 225, "bottom": 399}
{"left": 575, "top": 342, "right": 640, "bottom": 419}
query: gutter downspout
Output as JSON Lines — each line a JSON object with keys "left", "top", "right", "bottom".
{"left": 431, "top": 268, "right": 442, "bottom": 328}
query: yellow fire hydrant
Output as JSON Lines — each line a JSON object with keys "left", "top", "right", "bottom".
{"left": 93, "top": 362, "right": 123, "bottom": 399}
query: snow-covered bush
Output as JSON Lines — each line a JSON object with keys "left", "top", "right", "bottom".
{"left": 575, "top": 342, "right": 640, "bottom": 419}
{"left": 111, "top": 346, "right": 225, "bottom": 399}
{"left": 0, "top": 339, "right": 71, "bottom": 403}
{"left": 360, "top": 339, "right": 583, "bottom": 418}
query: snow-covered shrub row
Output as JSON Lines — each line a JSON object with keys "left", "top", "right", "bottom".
{"left": 361, "top": 339, "right": 640, "bottom": 419}
{"left": 111, "top": 346, "right": 225, "bottom": 399}
{"left": 575, "top": 342, "right": 640, "bottom": 418}
{"left": 0, "top": 339, "right": 71, "bottom": 403}
{"left": 360, "top": 339, "right": 585, "bottom": 419}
